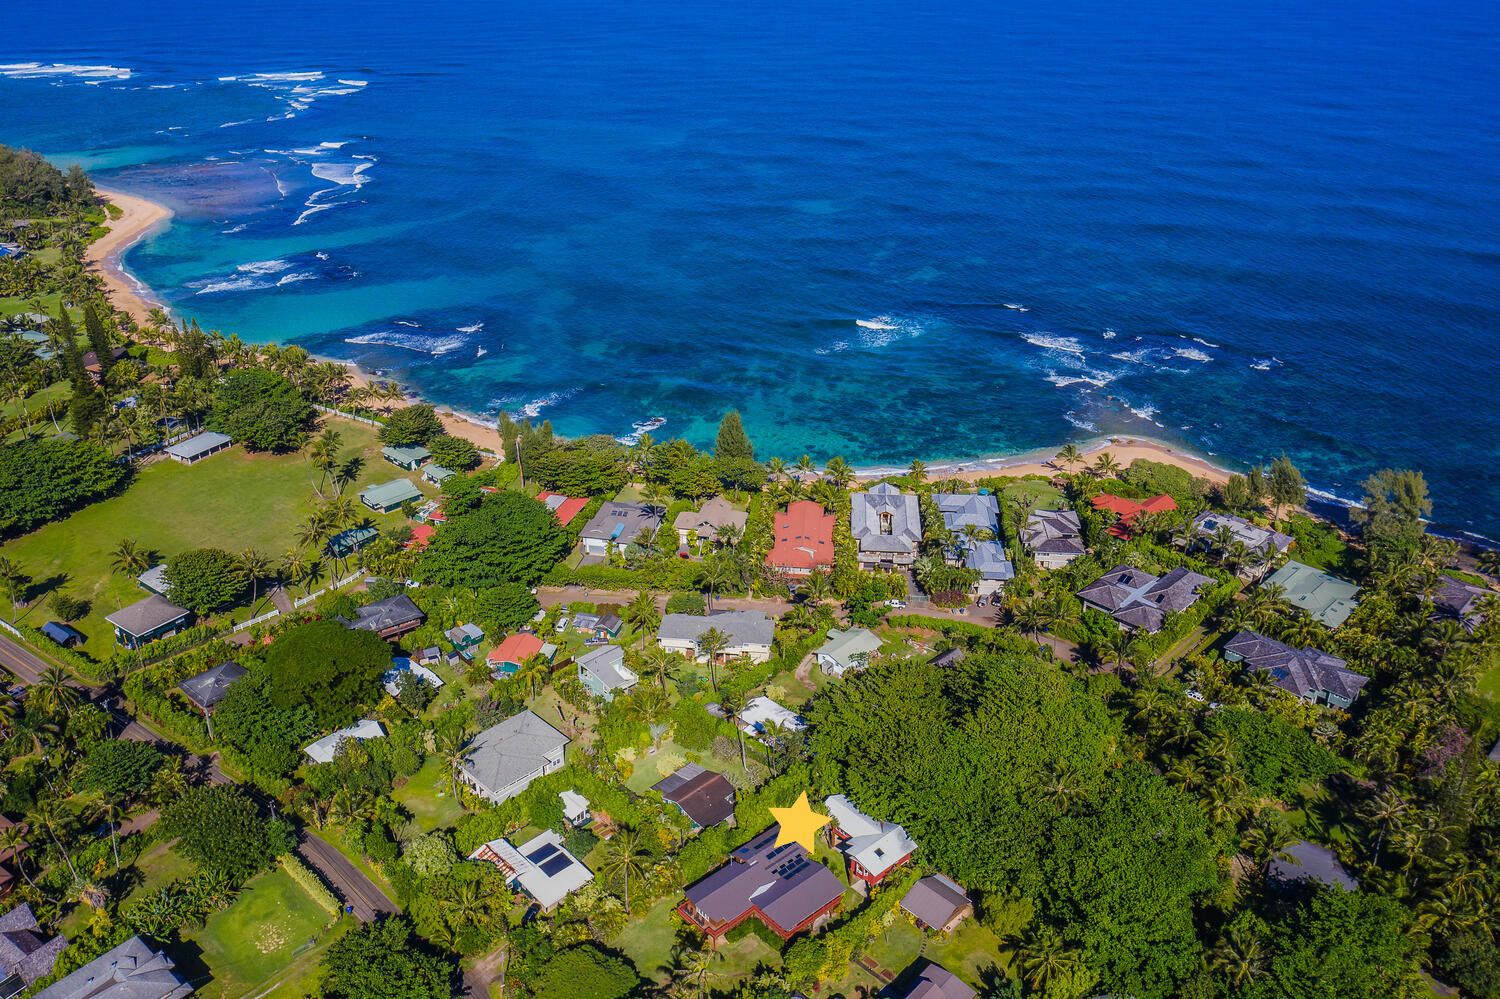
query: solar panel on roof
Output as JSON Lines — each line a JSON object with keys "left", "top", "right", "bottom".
{"left": 539, "top": 854, "right": 574, "bottom": 878}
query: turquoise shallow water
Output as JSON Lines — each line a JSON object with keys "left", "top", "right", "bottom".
{"left": 4, "top": 0, "right": 1499, "bottom": 537}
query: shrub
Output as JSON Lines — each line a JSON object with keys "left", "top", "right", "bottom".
{"left": 280, "top": 852, "right": 341, "bottom": 915}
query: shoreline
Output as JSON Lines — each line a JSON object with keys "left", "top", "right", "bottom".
{"left": 87, "top": 186, "right": 174, "bottom": 326}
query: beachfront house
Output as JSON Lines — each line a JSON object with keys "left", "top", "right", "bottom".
{"left": 674, "top": 496, "right": 748, "bottom": 554}
{"left": 1223, "top": 630, "right": 1369, "bottom": 708}
{"left": 933, "top": 493, "right": 1000, "bottom": 556}
{"left": 164, "top": 430, "right": 232, "bottom": 465}
{"left": 816, "top": 627, "right": 883, "bottom": 678}
{"left": 677, "top": 824, "right": 844, "bottom": 943}
{"left": 964, "top": 541, "right": 1015, "bottom": 597}
{"left": 1076, "top": 565, "right": 1214, "bottom": 633}
{"left": 488, "top": 633, "right": 556, "bottom": 677}
{"left": 33, "top": 935, "right": 191, "bottom": 999}
{"left": 652, "top": 763, "right": 737, "bottom": 830}
{"left": 1262, "top": 560, "right": 1360, "bottom": 628}
{"left": 579, "top": 501, "right": 663, "bottom": 559}
{"left": 105, "top": 595, "right": 191, "bottom": 649}
{"left": 1432, "top": 575, "right": 1493, "bottom": 634}
{"left": 422, "top": 464, "right": 455, "bottom": 486}
{"left": 765, "top": 500, "right": 836, "bottom": 577}
{"left": 382, "top": 444, "right": 430, "bottom": 471}
{"left": 576, "top": 645, "right": 638, "bottom": 701}
{"left": 360, "top": 478, "right": 423, "bottom": 514}
{"left": 304, "top": 719, "right": 386, "bottom": 765}
{"left": 658, "top": 610, "right": 774, "bottom": 663}
{"left": 851, "top": 483, "right": 922, "bottom": 570}
{"left": 178, "top": 660, "right": 248, "bottom": 739}
{"left": 459, "top": 710, "right": 569, "bottom": 804}
{"left": 1022, "top": 509, "right": 1086, "bottom": 569}
{"left": 738, "top": 696, "right": 806, "bottom": 737}
{"left": 1092, "top": 493, "right": 1177, "bottom": 539}
{"left": 901, "top": 874, "right": 973, "bottom": 935}
{"left": 340, "top": 594, "right": 425, "bottom": 639}
{"left": 469, "top": 831, "right": 593, "bottom": 912}
{"left": 1192, "top": 511, "right": 1294, "bottom": 559}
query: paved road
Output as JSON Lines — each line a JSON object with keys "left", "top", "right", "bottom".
{"left": 0, "top": 631, "right": 66, "bottom": 687}
{"left": 298, "top": 832, "right": 398, "bottom": 922}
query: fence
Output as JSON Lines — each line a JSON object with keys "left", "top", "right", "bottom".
{"left": 314, "top": 403, "right": 383, "bottom": 429}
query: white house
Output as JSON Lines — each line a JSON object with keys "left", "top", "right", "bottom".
{"left": 468, "top": 830, "right": 593, "bottom": 911}
{"left": 815, "top": 628, "right": 883, "bottom": 678}
{"left": 738, "top": 696, "right": 806, "bottom": 736}
{"left": 657, "top": 610, "right": 774, "bottom": 664}
{"left": 303, "top": 719, "right": 386, "bottom": 764}
{"left": 459, "top": 710, "right": 569, "bottom": 804}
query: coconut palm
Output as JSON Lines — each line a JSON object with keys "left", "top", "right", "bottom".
{"left": 25, "top": 799, "right": 78, "bottom": 880}
{"left": 0, "top": 823, "right": 33, "bottom": 888}
{"left": 1210, "top": 922, "right": 1267, "bottom": 987}
{"left": 793, "top": 454, "right": 817, "bottom": 481}
{"left": 765, "top": 456, "right": 787, "bottom": 484}
{"left": 238, "top": 549, "right": 273, "bottom": 611}
{"left": 1092, "top": 452, "right": 1121, "bottom": 479}
{"left": 907, "top": 459, "right": 927, "bottom": 486}
{"left": 823, "top": 455, "right": 854, "bottom": 490}
{"left": 0, "top": 556, "right": 26, "bottom": 609}
{"left": 698, "top": 558, "right": 733, "bottom": 612}
{"left": 716, "top": 690, "right": 749, "bottom": 771}
{"left": 598, "top": 826, "right": 652, "bottom": 914}
{"left": 32, "top": 666, "right": 81, "bottom": 718}
{"left": 802, "top": 569, "right": 833, "bottom": 606}
{"left": 624, "top": 590, "right": 660, "bottom": 649}
{"left": 695, "top": 627, "right": 730, "bottom": 689}
{"left": 1055, "top": 443, "right": 1082, "bottom": 471}
{"left": 1013, "top": 924, "right": 1085, "bottom": 994}
{"left": 514, "top": 654, "right": 551, "bottom": 700}
{"left": 637, "top": 645, "right": 680, "bottom": 694}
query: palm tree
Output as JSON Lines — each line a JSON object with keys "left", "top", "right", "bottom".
{"left": 598, "top": 827, "right": 652, "bottom": 914}
{"left": 1210, "top": 922, "right": 1267, "bottom": 987}
{"left": 663, "top": 941, "right": 721, "bottom": 998}
{"left": 907, "top": 459, "right": 927, "bottom": 486}
{"left": 698, "top": 558, "right": 733, "bottom": 612}
{"left": 307, "top": 427, "right": 344, "bottom": 498}
{"left": 823, "top": 455, "right": 854, "bottom": 490}
{"left": 0, "top": 556, "right": 25, "bottom": 609}
{"left": 716, "top": 690, "right": 749, "bottom": 771}
{"left": 1361, "top": 786, "right": 1408, "bottom": 867}
{"left": 281, "top": 549, "right": 309, "bottom": 593}
{"left": 1013, "top": 924, "right": 1084, "bottom": 994}
{"left": 793, "top": 454, "right": 817, "bottom": 481}
{"left": 1091, "top": 452, "right": 1121, "bottom": 479}
{"left": 437, "top": 730, "right": 470, "bottom": 801}
{"left": 802, "top": 569, "right": 833, "bottom": 607}
{"left": 624, "top": 590, "right": 659, "bottom": 649}
{"left": 25, "top": 799, "right": 78, "bottom": 880}
{"left": 32, "top": 666, "right": 81, "bottom": 718}
{"left": 238, "top": 549, "right": 272, "bottom": 611}
{"left": 765, "top": 456, "right": 787, "bottom": 484}
{"left": 1055, "top": 443, "right": 1082, "bottom": 471}
{"left": 514, "top": 654, "right": 551, "bottom": 700}
{"left": 637, "top": 646, "right": 680, "bottom": 694}
{"left": 695, "top": 628, "right": 730, "bottom": 689}
{"left": 0, "top": 823, "right": 34, "bottom": 888}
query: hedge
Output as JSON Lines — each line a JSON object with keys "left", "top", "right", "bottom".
{"left": 279, "top": 852, "right": 341, "bottom": 915}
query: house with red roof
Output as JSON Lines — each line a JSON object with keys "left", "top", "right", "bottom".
{"left": 538, "top": 491, "right": 589, "bottom": 526}
{"left": 1092, "top": 493, "right": 1177, "bottom": 539}
{"left": 488, "top": 633, "right": 556, "bottom": 677}
{"left": 404, "top": 523, "right": 437, "bottom": 550}
{"left": 766, "top": 501, "right": 836, "bottom": 577}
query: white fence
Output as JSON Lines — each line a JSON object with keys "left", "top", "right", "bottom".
{"left": 314, "top": 404, "right": 383, "bottom": 429}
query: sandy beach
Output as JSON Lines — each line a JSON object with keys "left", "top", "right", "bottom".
{"left": 336, "top": 361, "right": 507, "bottom": 454}
{"left": 87, "top": 187, "right": 174, "bottom": 326}
{"left": 856, "top": 437, "right": 1234, "bottom": 487}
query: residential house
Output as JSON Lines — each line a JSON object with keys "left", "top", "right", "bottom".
{"left": 488, "top": 633, "right": 556, "bottom": 677}
{"left": 1263, "top": 560, "right": 1360, "bottom": 628}
{"left": 815, "top": 628, "right": 883, "bottom": 678}
{"left": 105, "top": 595, "right": 191, "bottom": 649}
{"left": 674, "top": 496, "right": 748, "bottom": 551}
{"left": 1193, "top": 511, "right": 1294, "bottom": 558}
{"left": 572, "top": 612, "right": 622, "bottom": 643}
{"left": 900, "top": 874, "right": 973, "bottom": 935}
{"left": 32, "top": 936, "right": 191, "bottom": 999}
{"left": 469, "top": 830, "right": 592, "bottom": 911}
{"left": 536, "top": 491, "right": 589, "bottom": 526}
{"left": 459, "top": 710, "right": 569, "bottom": 804}
{"left": 360, "top": 478, "right": 424, "bottom": 513}
{"left": 382, "top": 658, "right": 445, "bottom": 697}
{"left": 341, "top": 594, "right": 425, "bottom": 639}
{"left": 929, "top": 647, "right": 966, "bottom": 669}
{"left": 303, "top": 719, "right": 385, "bottom": 764}
{"left": 738, "top": 696, "right": 806, "bottom": 736}
{"left": 658, "top": 610, "right": 774, "bottom": 663}
{"left": 1076, "top": 564, "right": 1214, "bottom": 633}
{"left": 932, "top": 492, "right": 1000, "bottom": 540}
{"left": 963, "top": 541, "right": 1014, "bottom": 597}
{"left": 1092, "top": 493, "right": 1177, "bottom": 539}
{"left": 765, "top": 501, "right": 835, "bottom": 577}
{"left": 1268, "top": 841, "right": 1359, "bottom": 892}
{"left": 1022, "top": 508, "right": 1087, "bottom": 569}
{"left": 415, "top": 645, "right": 443, "bottom": 666}
{"left": 0, "top": 903, "right": 65, "bottom": 994}
{"left": 405, "top": 523, "right": 437, "bottom": 550}
{"left": 422, "top": 464, "right": 454, "bottom": 486}
{"left": 326, "top": 526, "right": 378, "bottom": 561}
{"left": 445, "top": 622, "right": 485, "bottom": 650}
{"left": 381, "top": 444, "right": 430, "bottom": 470}
{"left": 1223, "top": 631, "right": 1369, "bottom": 708}
{"left": 890, "top": 961, "right": 976, "bottom": 999}
{"left": 851, "top": 483, "right": 921, "bottom": 570}
{"left": 823, "top": 794, "right": 918, "bottom": 888}
{"left": 79, "top": 346, "right": 129, "bottom": 383}
{"left": 579, "top": 502, "right": 663, "bottom": 559}
{"left": 1432, "top": 575, "right": 1493, "bottom": 634}
{"left": 576, "top": 645, "right": 638, "bottom": 701}
{"left": 652, "top": 764, "right": 737, "bottom": 829}
{"left": 164, "top": 430, "right": 232, "bottom": 465}
{"left": 177, "top": 660, "right": 247, "bottom": 740}
{"left": 677, "top": 824, "right": 844, "bottom": 942}
{"left": 136, "top": 564, "right": 170, "bottom": 597}
{"left": 38, "top": 622, "right": 84, "bottom": 648}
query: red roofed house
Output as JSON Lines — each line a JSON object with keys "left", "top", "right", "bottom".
{"left": 405, "top": 523, "right": 437, "bottom": 550}
{"left": 766, "top": 501, "right": 835, "bottom": 577}
{"left": 1092, "top": 493, "right": 1177, "bottom": 539}
{"left": 538, "top": 491, "right": 589, "bottom": 526}
{"left": 488, "top": 633, "right": 555, "bottom": 677}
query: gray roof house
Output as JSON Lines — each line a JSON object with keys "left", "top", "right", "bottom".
{"left": 891, "top": 960, "right": 977, "bottom": 999}
{"left": 135, "top": 564, "right": 169, "bottom": 597}
{"left": 1268, "top": 840, "right": 1359, "bottom": 892}
{"left": 815, "top": 627, "right": 883, "bottom": 678}
{"left": 1021, "top": 509, "right": 1086, "bottom": 569}
{"left": 964, "top": 541, "right": 1014, "bottom": 595}
{"left": 1223, "top": 631, "right": 1370, "bottom": 708}
{"left": 579, "top": 502, "right": 664, "bottom": 558}
{"left": 932, "top": 493, "right": 999, "bottom": 536}
{"left": 851, "top": 483, "right": 921, "bottom": 569}
{"left": 341, "top": 594, "right": 425, "bottom": 639}
{"left": 0, "top": 904, "right": 66, "bottom": 995}
{"left": 658, "top": 610, "right": 775, "bottom": 663}
{"left": 673, "top": 496, "right": 748, "bottom": 549}
{"left": 901, "top": 874, "right": 973, "bottom": 935}
{"left": 1193, "top": 511, "right": 1294, "bottom": 558}
{"left": 164, "top": 430, "right": 232, "bottom": 464}
{"left": 576, "top": 645, "right": 638, "bottom": 701}
{"left": 33, "top": 935, "right": 191, "bottom": 999}
{"left": 460, "top": 710, "right": 570, "bottom": 804}
{"left": 104, "top": 595, "right": 191, "bottom": 649}
{"left": 1432, "top": 575, "right": 1493, "bottom": 634}
{"left": 1076, "top": 565, "right": 1215, "bottom": 633}
{"left": 1263, "top": 560, "right": 1360, "bottom": 628}
{"left": 177, "top": 661, "right": 248, "bottom": 712}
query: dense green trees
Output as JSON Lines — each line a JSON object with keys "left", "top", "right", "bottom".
{"left": 0, "top": 436, "right": 127, "bottom": 538}
{"left": 162, "top": 547, "right": 246, "bottom": 613}
{"left": 319, "top": 916, "right": 454, "bottom": 998}
{"left": 528, "top": 436, "right": 630, "bottom": 496}
{"left": 0, "top": 145, "right": 94, "bottom": 213}
{"left": 1352, "top": 468, "right": 1430, "bottom": 571}
{"left": 379, "top": 404, "right": 445, "bottom": 447}
{"left": 1207, "top": 708, "right": 1339, "bottom": 797}
{"left": 420, "top": 491, "right": 568, "bottom": 588}
{"left": 77, "top": 740, "right": 164, "bottom": 799}
{"left": 161, "top": 785, "right": 290, "bottom": 884}
{"left": 265, "top": 620, "right": 390, "bottom": 728}
{"left": 425, "top": 432, "right": 479, "bottom": 470}
{"left": 714, "top": 410, "right": 763, "bottom": 490}
{"left": 213, "top": 669, "right": 318, "bottom": 778}
{"left": 472, "top": 582, "right": 540, "bottom": 636}
{"left": 530, "top": 944, "right": 641, "bottom": 999}
{"left": 208, "top": 369, "right": 313, "bottom": 452}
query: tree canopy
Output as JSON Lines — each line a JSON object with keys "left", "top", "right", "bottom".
{"left": 379, "top": 405, "right": 445, "bottom": 447}
{"left": 77, "top": 739, "right": 164, "bottom": 800}
{"left": 426, "top": 432, "right": 480, "bottom": 471}
{"left": 319, "top": 917, "right": 454, "bottom": 998}
{"left": 0, "top": 145, "right": 93, "bottom": 213}
{"left": 530, "top": 944, "right": 641, "bottom": 999}
{"left": 163, "top": 547, "right": 246, "bottom": 613}
{"left": 0, "top": 437, "right": 127, "bottom": 539}
{"left": 208, "top": 369, "right": 313, "bottom": 452}
{"left": 419, "top": 491, "right": 568, "bottom": 588}
{"left": 161, "top": 784, "right": 289, "bottom": 884}
{"left": 528, "top": 436, "right": 629, "bottom": 496}
{"left": 265, "top": 620, "right": 391, "bottom": 728}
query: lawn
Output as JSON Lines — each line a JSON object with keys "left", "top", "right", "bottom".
{"left": 187, "top": 865, "right": 340, "bottom": 998}
{"left": 613, "top": 897, "right": 781, "bottom": 987}
{"left": 0, "top": 415, "right": 422, "bottom": 655}
{"left": 393, "top": 755, "right": 467, "bottom": 832}
{"left": 1478, "top": 661, "right": 1500, "bottom": 701}
{"left": 994, "top": 476, "right": 1066, "bottom": 510}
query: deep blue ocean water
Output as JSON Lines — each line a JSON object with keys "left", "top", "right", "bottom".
{"left": 6, "top": 0, "right": 1499, "bottom": 537}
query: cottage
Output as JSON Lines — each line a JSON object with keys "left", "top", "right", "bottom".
{"left": 652, "top": 764, "right": 737, "bottom": 829}
{"left": 459, "top": 710, "right": 569, "bottom": 804}
{"left": 673, "top": 496, "right": 749, "bottom": 551}
{"left": 677, "top": 824, "right": 844, "bottom": 942}
{"left": 815, "top": 627, "right": 883, "bottom": 678}
{"left": 303, "top": 719, "right": 386, "bottom": 764}
{"left": 1223, "top": 631, "right": 1369, "bottom": 708}
{"left": 341, "top": 594, "right": 425, "bottom": 639}
{"left": 104, "top": 595, "right": 191, "bottom": 649}
{"left": 824, "top": 793, "right": 918, "bottom": 888}
{"left": 560, "top": 790, "right": 592, "bottom": 828}
{"left": 360, "top": 478, "right": 424, "bottom": 513}
{"left": 445, "top": 622, "right": 485, "bottom": 650}
{"left": 1432, "top": 575, "right": 1493, "bottom": 634}
{"left": 738, "top": 696, "right": 805, "bottom": 736}
{"left": 382, "top": 658, "right": 445, "bottom": 697}
{"left": 1092, "top": 493, "right": 1177, "bottom": 539}
{"left": 178, "top": 660, "right": 247, "bottom": 739}
{"left": 658, "top": 610, "right": 774, "bottom": 663}
{"left": 572, "top": 612, "right": 622, "bottom": 642}
{"left": 0, "top": 903, "right": 64, "bottom": 993}
{"left": 890, "top": 961, "right": 976, "bottom": 999}
{"left": 851, "top": 483, "right": 921, "bottom": 570}
{"left": 576, "top": 645, "right": 638, "bottom": 701}
{"left": 405, "top": 523, "right": 437, "bottom": 550}
{"left": 1076, "top": 564, "right": 1214, "bottom": 633}
{"left": 164, "top": 430, "right": 232, "bottom": 465}
{"left": 80, "top": 346, "right": 129, "bottom": 383}
{"left": 1193, "top": 511, "right": 1294, "bottom": 558}
{"left": 488, "top": 633, "right": 556, "bottom": 677}
{"left": 422, "top": 464, "right": 455, "bottom": 486}
{"left": 1263, "top": 561, "right": 1360, "bottom": 628}
{"left": 963, "top": 541, "right": 1015, "bottom": 597}
{"left": 326, "top": 526, "right": 379, "bottom": 560}
{"left": 536, "top": 491, "right": 589, "bottom": 526}
{"left": 32, "top": 935, "right": 190, "bottom": 999}
{"left": 766, "top": 501, "right": 836, "bottom": 577}
{"left": 136, "top": 563, "right": 170, "bottom": 597}
{"left": 901, "top": 874, "right": 973, "bottom": 934}
{"left": 381, "top": 444, "right": 431, "bottom": 470}
{"left": 1021, "top": 509, "right": 1086, "bottom": 569}
{"left": 469, "top": 830, "right": 593, "bottom": 911}
{"left": 1268, "top": 840, "right": 1359, "bottom": 892}
{"left": 39, "top": 622, "right": 84, "bottom": 648}
{"left": 579, "top": 502, "right": 663, "bottom": 558}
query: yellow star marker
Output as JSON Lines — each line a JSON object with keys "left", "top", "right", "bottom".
{"left": 769, "top": 791, "right": 831, "bottom": 852}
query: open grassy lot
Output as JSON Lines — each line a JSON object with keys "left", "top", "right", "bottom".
{"left": 187, "top": 865, "right": 339, "bottom": 998}
{"left": 0, "top": 416, "right": 427, "bottom": 655}
{"left": 393, "top": 754, "right": 467, "bottom": 833}
{"left": 613, "top": 896, "right": 781, "bottom": 987}
{"left": 994, "top": 476, "right": 1066, "bottom": 510}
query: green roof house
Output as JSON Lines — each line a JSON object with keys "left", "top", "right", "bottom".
{"left": 382, "top": 444, "right": 431, "bottom": 471}
{"left": 327, "top": 526, "right": 380, "bottom": 559}
{"left": 423, "top": 464, "right": 455, "bottom": 485}
{"left": 1263, "top": 561, "right": 1360, "bottom": 628}
{"left": 816, "top": 627, "right": 883, "bottom": 678}
{"left": 361, "top": 479, "right": 423, "bottom": 513}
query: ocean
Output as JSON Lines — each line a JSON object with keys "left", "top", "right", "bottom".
{"left": 5, "top": 0, "right": 1499, "bottom": 538}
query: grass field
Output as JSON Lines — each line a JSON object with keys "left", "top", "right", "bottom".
{"left": 0, "top": 416, "right": 428, "bottom": 655}
{"left": 393, "top": 755, "right": 467, "bottom": 832}
{"left": 188, "top": 866, "right": 339, "bottom": 998}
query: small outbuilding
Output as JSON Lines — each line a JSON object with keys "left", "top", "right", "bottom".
{"left": 422, "top": 464, "right": 455, "bottom": 486}
{"left": 165, "top": 430, "right": 232, "bottom": 464}
{"left": 39, "top": 622, "right": 85, "bottom": 648}
{"left": 901, "top": 873, "right": 973, "bottom": 934}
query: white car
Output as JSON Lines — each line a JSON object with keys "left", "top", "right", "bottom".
{"left": 884, "top": 599, "right": 908, "bottom": 609}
